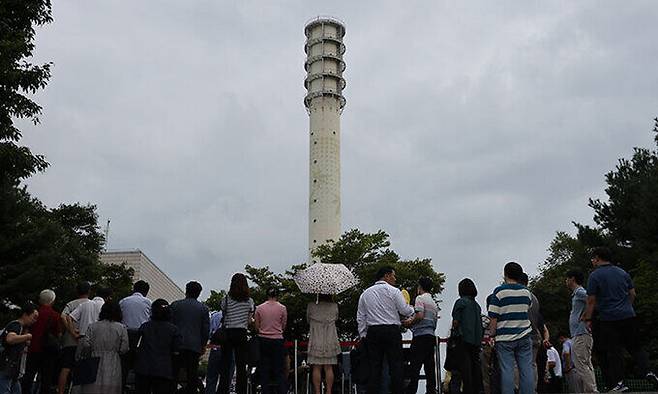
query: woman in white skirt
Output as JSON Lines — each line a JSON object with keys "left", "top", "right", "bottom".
{"left": 306, "top": 294, "right": 341, "bottom": 394}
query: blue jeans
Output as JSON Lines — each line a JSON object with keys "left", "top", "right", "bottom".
{"left": 495, "top": 336, "right": 533, "bottom": 394}
{"left": 0, "top": 371, "right": 21, "bottom": 394}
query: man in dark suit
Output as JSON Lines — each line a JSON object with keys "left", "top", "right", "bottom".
{"left": 171, "top": 281, "right": 210, "bottom": 394}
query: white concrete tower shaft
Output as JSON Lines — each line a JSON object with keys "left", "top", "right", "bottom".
{"left": 304, "top": 17, "right": 346, "bottom": 259}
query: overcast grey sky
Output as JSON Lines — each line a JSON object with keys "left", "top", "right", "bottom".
{"left": 22, "top": 1, "right": 658, "bottom": 336}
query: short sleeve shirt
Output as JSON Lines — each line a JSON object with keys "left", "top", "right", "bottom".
{"left": 569, "top": 287, "right": 589, "bottom": 337}
{"left": 561, "top": 339, "right": 575, "bottom": 370}
{"left": 546, "top": 347, "right": 563, "bottom": 377}
{"left": 587, "top": 264, "right": 635, "bottom": 321}
{"left": 411, "top": 293, "right": 438, "bottom": 337}
{"left": 0, "top": 321, "right": 25, "bottom": 378}
{"left": 222, "top": 297, "right": 255, "bottom": 329}
{"left": 487, "top": 283, "right": 532, "bottom": 342}
{"left": 61, "top": 298, "right": 88, "bottom": 348}
{"left": 451, "top": 296, "right": 483, "bottom": 345}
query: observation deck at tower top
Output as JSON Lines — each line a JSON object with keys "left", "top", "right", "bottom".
{"left": 303, "top": 16, "right": 347, "bottom": 112}
{"left": 304, "top": 16, "right": 346, "bottom": 37}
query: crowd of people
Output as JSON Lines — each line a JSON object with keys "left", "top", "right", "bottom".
{"left": 0, "top": 247, "right": 656, "bottom": 394}
{"left": 441, "top": 247, "right": 658, "bottom": 394}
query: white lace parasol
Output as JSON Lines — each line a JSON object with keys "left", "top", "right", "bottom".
{"left": 293, "top": 262, "right": 358, "bottom": 294}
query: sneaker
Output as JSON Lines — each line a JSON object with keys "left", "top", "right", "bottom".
{"left": 608, "top": 381, "right": 629, "bottom": 392}
{"left": 647, "top": 371, "right": 658, "bottom": 386}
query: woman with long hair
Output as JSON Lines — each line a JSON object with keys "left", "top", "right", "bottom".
{"left": 218, "top": 273, "right": 255, "bottom": 394}
{"left": 306, "top": 294, "right": 341, "bottom": 394}
{"left": 134, "top": 299, "right": 181, "bottom": 394}
{"left": 451, "top": 278, "right": 484, "bottom": 394}
{"left": 76, "top": 302, "right": 129, "bottom": 394}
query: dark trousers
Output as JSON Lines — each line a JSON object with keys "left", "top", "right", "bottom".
{"left": 122, "top": 329, "right": 140, "bottom": 389}
{"left": 175, "top": 350, "right": 202, "bottom": 394}
{"left": 455, "top": 341, "right": 483, "bottom": 394}
{"left": 406, "top": 335, "right": 437, "bottom": 394}
{"left": 366, "top": 325, "right": 404, "bottom": 394}
{"left": 599, "top": 317, "right": 649, "bottom": 387}
{"left": 135, "top": 374, "right": 175, "bottom": 394}
{"left": 258, "top": 337, "right": 286, "bottom": 394}
{"left": 219, "top": 328, "right": 249, "bottom": 394}
{"left": 22, "top": 351, "right": 58, "bottom": 394}
{"left": 545, "top": 373, "right": 562, "bottom": 394}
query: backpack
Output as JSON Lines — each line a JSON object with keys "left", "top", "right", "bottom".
{"left": 0, "top": 321, "right": 20, "bottom": 372}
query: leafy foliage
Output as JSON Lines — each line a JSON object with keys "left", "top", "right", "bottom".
{"left": 531, "top": 118, "right": 658, "bottom": 367}
{"left": 0, "top": 0, "right": 53, "bottom": 185}
{"left": 0, "top": 187, "right": 134, "bottom": 320}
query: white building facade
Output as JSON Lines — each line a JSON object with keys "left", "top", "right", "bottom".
{"left": 101, "top": 249, "right": 185, "bottom": 303}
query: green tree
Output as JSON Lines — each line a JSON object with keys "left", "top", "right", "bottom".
{"left": 208, "top": 229, "right": 445, "bottom": 341}
{"left": 205, "top": 290, "right": 227, "bottom": 312}
{"left": 0, "top": 0, "right": 52, "bottom": 186}
{"left": 531, "top": 118, "right": 658, "bottom": 366}
{"left": 0, "top": 186, "right": 134, "bottom": 318}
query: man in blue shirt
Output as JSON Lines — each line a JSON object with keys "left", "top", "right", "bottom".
{"left": 488, "top": 262, "right": 533, "bottom": 394}
{"left": 581, "top": 247, "right": 658, "bottom": 391}
{"left": 564, "top": 270, "right": 598, "bottom": 393}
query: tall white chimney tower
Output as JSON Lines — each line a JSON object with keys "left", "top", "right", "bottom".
{"left": 304, "top": 17, "right": 346, "bottom": 260}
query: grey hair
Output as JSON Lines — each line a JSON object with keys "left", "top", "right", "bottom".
{"left": 39, "top": 289, "right": 56, "bottom": 305}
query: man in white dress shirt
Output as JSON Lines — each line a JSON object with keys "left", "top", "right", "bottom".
{"left": 119, "top": 280, "right": 152, "bottom": 330}
{"left": 357, "top": 266, "right": 414, "bottom": 394}
{"left": 119, "top": 280, "right": 152, "bottom": 389}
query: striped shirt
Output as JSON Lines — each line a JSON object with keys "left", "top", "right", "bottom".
{"left": 487, "top": 283, "right": 532, "bottom": 342}
{"left": 221, "top": 296, "right": 255, "bottom": 329}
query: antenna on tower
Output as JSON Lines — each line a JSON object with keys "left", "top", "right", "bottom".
{"left": 104, "top": 219, "right": 111, "bottom": 251}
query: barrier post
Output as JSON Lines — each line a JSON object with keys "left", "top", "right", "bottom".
{"left": 436, "top": 336, "right": 442, "bottom": 394}
{"left": 294, "top": 340, "right": 299, "bottom": 394}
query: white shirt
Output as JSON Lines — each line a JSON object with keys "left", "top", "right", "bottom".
{"left": 561, "top": 338, "right": 575, "bottom": 371}
{"left": 70, "top": 297, "right": 104, "bottom": 336}
{"left": 120, "top": 292, "right": 152, "bottom": 330}
{"left": 356, "top": 281, "right": 414, "bottom": 338}
{"left": 546, "top": 346, "right": 563, "bottom": 377}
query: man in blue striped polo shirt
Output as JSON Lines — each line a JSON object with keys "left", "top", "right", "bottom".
{"left": 488, "top": 262, "right": 533, "bottom": 394}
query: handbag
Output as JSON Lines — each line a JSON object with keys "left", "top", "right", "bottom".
{"left": 443, "top": 329, "right": 462, "bottom": 372}
{"left": 210, "top": 298, "right": 228, "bottom": 345}
{"left": 72, "top": 356, "right": 100, "bottom": 385}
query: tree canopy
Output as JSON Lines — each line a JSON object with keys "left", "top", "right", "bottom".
{"left": 0, "top": 0, "right": 53, "bottom": 186}
{"left": 531, "top": 118, "right": 658, "bottom": 366}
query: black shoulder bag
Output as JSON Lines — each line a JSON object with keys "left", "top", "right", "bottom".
{"left": 210, "top": 298, "right": 228, "bottom": 345}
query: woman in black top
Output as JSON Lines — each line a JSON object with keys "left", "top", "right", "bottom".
{"left": 451, "top": 278, "right": 484, "bottom": 394}
{"left": 135, "top": 299, "right": 181, "bottom": 394}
